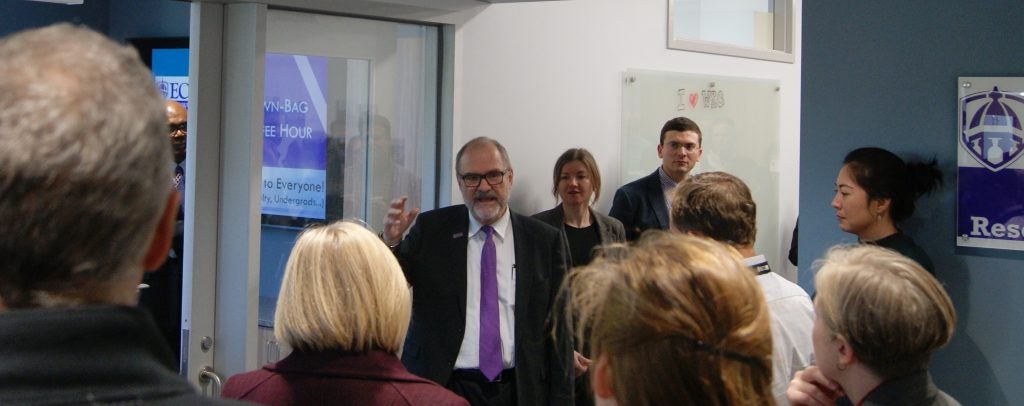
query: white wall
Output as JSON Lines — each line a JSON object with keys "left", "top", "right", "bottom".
{"left": 450, "top": 0, "right": 802, "bottom": 277}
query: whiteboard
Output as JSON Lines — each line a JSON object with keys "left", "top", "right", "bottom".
{"left": 621, "top": 69, "right": 782, "bottom": 269}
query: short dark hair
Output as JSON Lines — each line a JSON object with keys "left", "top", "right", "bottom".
{"left": 455, "top": 136, "right": 511, "bottom": 174}
{"left": 660, "top": 117, "right": 703, "bottom": 146}
{"left": 551, "top": 148, "right": 602, "bottom": 203}
{"left": 671, "top": 172, "right": 756, "bottom": 246}
{"left": 842, "top": 147, "right": 942, "bottom": 222}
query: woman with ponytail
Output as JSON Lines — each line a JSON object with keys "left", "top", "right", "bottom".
{"left": 830, "top": 147, "right": 943, "bottom": 273}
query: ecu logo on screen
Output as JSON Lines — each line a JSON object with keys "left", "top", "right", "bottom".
{"left": 960, "top": 87, "right": 1024, "bottom": 172}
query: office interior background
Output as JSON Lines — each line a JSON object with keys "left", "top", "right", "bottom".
{"left": 1, "top": 0, "right": 1021, "bottom": 404}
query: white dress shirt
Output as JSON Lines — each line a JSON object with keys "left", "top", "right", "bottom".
{"left": 455, "top": 209, "right": 517, "bottom": 370}
{"left": 745, "top": 255, "right": 816, "bottom": 406}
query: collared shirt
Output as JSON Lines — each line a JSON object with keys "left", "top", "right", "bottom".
{"left": 744, "top": 254, "right": 773, "bottom": 275}
{"left": 745, "top": 254, "right": 816, "bottom": 405}
{"left": 454, "top": 209, "right": 517, "bottom": 370}
{"left": 658, "top": 166, "right": 679, "bottom": 216}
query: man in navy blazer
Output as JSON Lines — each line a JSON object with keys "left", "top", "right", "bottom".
{"left": 609, "top": 117, "right": 704, "bottom": 240}
{"left": 382, "top": 137, "right": 573, "bottom": 406}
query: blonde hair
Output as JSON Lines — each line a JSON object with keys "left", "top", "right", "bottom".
{"left": 274, "top": 221, "right": 412, "bottom": 354}
{"left": 815, "top": 244, "right": 955, "bottom": 378}
{"left": 567, "top": 233, "right": 774, "bottom": 405}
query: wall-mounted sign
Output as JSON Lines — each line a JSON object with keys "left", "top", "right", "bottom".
{"left": 153, "top": 48, "right": 189, "bottom": 108}
{"left": 261, "top": 53, "right": 328, "bottom": 220}
{"left": 957, "top": 77, "right": 1024, "bottom": 251}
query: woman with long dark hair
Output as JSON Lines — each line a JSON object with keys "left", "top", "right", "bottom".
{"left": 830, "top": 147, "right": 942, "bottom": 272}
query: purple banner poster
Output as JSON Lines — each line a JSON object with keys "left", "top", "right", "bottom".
{"left": 957, "top": 82, "right": 1024, "bottom": 251}
{"left": 261, "top": 53, "right": 328, "bottom": 219}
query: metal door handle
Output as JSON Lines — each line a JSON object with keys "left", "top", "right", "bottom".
{"left": 198, "top": 366, "right": 224, "bottom": 397}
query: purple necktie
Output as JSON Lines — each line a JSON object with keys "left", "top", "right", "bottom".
{"left": 479, "top": 225, "right": 502, "bottom": 381}
{"left": 173, "top": 165, "right": 185, "bottom": 193}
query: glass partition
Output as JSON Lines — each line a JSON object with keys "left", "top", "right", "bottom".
{"left": 257, "top": 10, "right": 441, "bottom": 351}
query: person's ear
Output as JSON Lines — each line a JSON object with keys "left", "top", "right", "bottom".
{"left": 142, "top": 190, "right": 179, "bottom": 271}
{"left": 871, "top": 197, "right": 892, "bottom": 219}
{"left": 835, "top": 334, "right": 856, "bottom": 369}
{"left": 592, "top": 353, "right": 615, "bottom": 400}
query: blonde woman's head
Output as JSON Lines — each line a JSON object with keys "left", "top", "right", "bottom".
{"left": 274, "top": 221, "right": 411, "bottom": 354}
{"left": 814, "top": 244, "right": 955, "bottom": 379}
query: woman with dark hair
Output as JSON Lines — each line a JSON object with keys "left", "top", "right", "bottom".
{"left": 533, "top": 148, "right": 625, "bottom": 405}
{"left": 831, "top": 147, "right": 942, "bottom": 273}
{"left": 533, "top": 148, "right": 626, "bottom": 267}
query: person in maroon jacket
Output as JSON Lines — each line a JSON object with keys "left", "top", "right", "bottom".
{"left": 222, "top": 222, "right": 467, "bottom": 406}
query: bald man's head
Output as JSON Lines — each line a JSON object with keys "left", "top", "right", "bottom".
{"left": 165, "top": 100, "right": 186, "bottom": 163}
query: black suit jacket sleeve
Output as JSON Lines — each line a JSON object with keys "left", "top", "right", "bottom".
{"left": 394, "top": 207, "right": 470, "bottom": 385}
{"left": 609, "top": 187, "right": 639, "bottom": 240}
{"left": 538, "top": 218, "right": 573, "bottom": 405}
{"left": 609, "top": 170, "right": 668, "bottom": 241}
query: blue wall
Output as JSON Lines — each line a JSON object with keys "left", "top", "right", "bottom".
{"left": 0, "top": 0, "right": 187, "bottom": 40}
{"left": 0, "top": 0, "right": 108, "bottom": 36}
{"left": 107, "top": 0, "right": 189, "bottom": 40}
{"left": 801, "top": 1, "right": 1024, "bottom": 404}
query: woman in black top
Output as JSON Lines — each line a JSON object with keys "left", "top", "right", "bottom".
{"left": 830, "top": 147, "right": 942, "bottom": 273}
{"left": 532, "top": 148, "right": 625, "bottom": 406}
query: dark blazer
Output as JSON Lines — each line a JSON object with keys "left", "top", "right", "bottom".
{"left": 395, "top": 205, "right": 573, "bottom": 406}
{"left": 609, "top": 169, "right": 670, "bottom": 240}
{"left": 532, "top": 204, "right": 626, "bottom": 268}
{"left": 222, "top": 350, "right": 467, "bottom": 405}
{"left": 0, "top": 306, "right": 241, "bottom": 406}
{"left": 139, "top": 174, "right": 186, "bottom": 362}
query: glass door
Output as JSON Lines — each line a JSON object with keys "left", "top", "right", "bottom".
{"left": 182, "top": 3, "right": 443, "bottom": 391}
{"left": 257, "top": 9, "right": 441, "bottom": 365}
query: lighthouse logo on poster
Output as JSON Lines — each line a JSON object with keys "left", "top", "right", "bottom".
{"left": 957, "top": 84, "right": 1024, "bottom": 251}
{"left": 960, "top": 87, "right": 1024, "bottom": 172}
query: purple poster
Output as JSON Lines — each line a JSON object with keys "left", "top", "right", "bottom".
{"left": 957, "top": 79, "right": 1024, "bottom": 251}
{"left": 261, "top": 53, "right": 328, "bottom": 219}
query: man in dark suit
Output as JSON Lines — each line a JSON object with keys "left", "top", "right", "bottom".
{"left": 139, "top": 99, "right": 187, "bottom": 365}
{"left": 382, "top": 137, "right": 573, "bottom": 406}
{"left": 609, "top": 116, "right": 703, "bottom": 240}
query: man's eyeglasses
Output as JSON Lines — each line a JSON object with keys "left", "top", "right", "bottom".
{"left": 169, "top": 123, "right": 187, "bottom": 134}
{"left": 459, "top": 170, "right": 509, "bottom": 187}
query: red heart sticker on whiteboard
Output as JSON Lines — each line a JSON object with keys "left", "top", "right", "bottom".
{"left": 689, "top": 92, "right": 699, "bottom": 108}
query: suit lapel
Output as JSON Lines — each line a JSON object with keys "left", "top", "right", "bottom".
{"left": 510, "top": 212, "right": 527, "bottom": 346}
{"left": 593, "top": 212, "right": 611, "bottom": 244}
{"left": 646, "top": 171, "right": 669, "bottom": 229}
{"left": 451, "top": 207, "right": 470, "bottom": 323}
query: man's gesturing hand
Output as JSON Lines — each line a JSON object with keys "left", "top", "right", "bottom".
{"left": 383, "top": 196, "right": 419, "bottom": 246}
